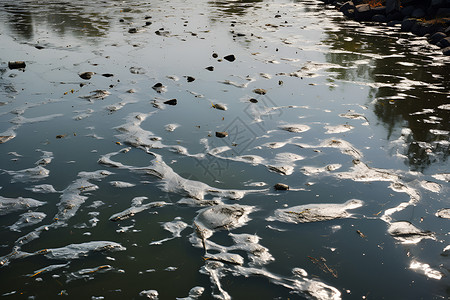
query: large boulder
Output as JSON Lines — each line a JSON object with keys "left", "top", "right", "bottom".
{"left": 431, "top": 0, "right": 444, "bottom": 6}
{"left": 354, "top": 4, "right": 375, "bottom": 21}
{"left": 411, "top": 7, "right": 426, "bottom": 18}
{"left": 429, "top": 32, "right": 447, "bottom": 44}
{"left": 436, "top": 8, "right": 450, "bottom": 18}
{"left": 372, "top": 14, "right": 387, "bottom": 23}
{"left": 386, "top": 0, "right": 400, "bottom": 14}
{"left": 401, "top": 18, "right": 417, "bottom": 31}
{"left": 340, "top": 1, "right": 356, "bottom": 17}
{"left": 438, "top": 36, "right": 450, "bottom": 48}
{"left": 401, "top": 5, "right": 415, "bottom": 17}
{"left": 443, "top": 46, "right": 450, "bottom": 55}
{"left": 372, "top": 6, "right": 386, "bottom": 15}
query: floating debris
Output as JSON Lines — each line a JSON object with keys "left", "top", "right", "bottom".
{"left": 387, "top": 221, "right": 435, "bottom": 244}
{"left": 252, "top": 88, "right": 266, "bottom": 95}
{"left": 324, "top": 124, "right": 354, "bottom": 134}
{"left": 279, "top": 124, "right": 310, "bottom": 133}
{"left": 436, "top": 209, "right": 450, "bottom": 219}
{"left": 150, "top": 219, "right": 188, "bottom": 245}
{"left": 267, "top": 165, "right": 294, "bottom": 176}
{"left": 3, "top": 166, "right": 50, "bottom": 183}
{"left": 194, "top": 204, "right": 255, "bottom": 241}
{"left": 176, "top": 286, "right": 204, "bottom": 300}
{"left": 38, "top": 241, "right": 126, "bottom": 260}
{"left": 165, "top": 123, "right": 180, "bottom": 132}
{"left": 410, "top": 260, "right": 443, "bottom": 280}
{"left": 267, "top": 199, "right": 363, "bottom": 224}
{"left": 0, "top": 135, "right": 15, "bottom": 144}
{"left": 432, "top": 173, "right": 450, "bottom": 182}
{"left": 212, "top": 103, "right": 227, "bottom": 111}
{"left": 140, "top": 290, "right": 158, "bottom": 299}
{"left": 26, "top": 184, "right": 58, "bottom": 193}
{"left": 9, "top": 212, "right": 47, "bottom": 232}
{"left": 110, "top": 181, "right": 136, "bottom": 188}
{"left": 80, "top": 90, "right": 111, "bottom": 101}
{"left": 130, "top": 67, "right": 146, "bottom": 74}
{"left": 109, "top": 198, "right": 168, "bottom": 221}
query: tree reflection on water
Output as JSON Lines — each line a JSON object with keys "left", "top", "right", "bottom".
{"left": 323, "top": 22, "right": 450, "bottom": 171}
{"left": 2, "top": 1, "right": 112, "bottom": 40}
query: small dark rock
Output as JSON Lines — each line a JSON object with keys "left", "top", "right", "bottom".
{"left": 145, "top": 21, "right": 152, "bottom": 26}
{"left": 164, "top": 99, "right": 177, "bottom": 105}
{"left": 79, "top": 72, "right": 94, "bottom": 80}
{"left": 249, "top": 98, "right": 258, "bottom": 103}
{"left": 429, "top": 32, "right": 447, "bottom": 44}
{"left": 205, "top": 66, "right": 214, "bottom": 71}
{"left": 443, "top": 46, "right": 450, "bottom": 55}
{"left": 274, "top": 183, "right": 289, "bottom": 191}
{"left": 152, "top": 82, "right": 167, "bottom": 93}
{"left": 275, "top": 14, "right": 282, "bottom": 18}
{"left": 212, "top": 53, "right": 218, "bottom": 58}
{"left": 35, "top": 45, "right": 45, "bottom": 50}
{"left": 128, "top": 28, "right": 138, "bottom": 33}
{"left": 102, "top": 73, "right": 114, "bottom": 77}
{"left": 186, "top": 76, "right": 195, "bottom": 82}
{"left": 8, "top": 61, "right": 26, "bottom": 69}
{"left": 223, "top": 54, "right": 236, "bottom": 62}
{"left": 119, "top": 19, "right": 125, "bottom": 23}
{"left": 215, "top": 131, "right": 228, "bottom": 138}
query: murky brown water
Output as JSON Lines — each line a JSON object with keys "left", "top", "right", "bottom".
{"left": 0, "top": 0, "right": 449, "bottom": 299}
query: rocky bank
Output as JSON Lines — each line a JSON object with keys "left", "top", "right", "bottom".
{"left": 320, "top": 0, "right": 450, "bottom": 56}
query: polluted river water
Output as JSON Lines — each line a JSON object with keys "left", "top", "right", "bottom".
{"left": 0, "top": 0, "right": 449, "bottom": 299}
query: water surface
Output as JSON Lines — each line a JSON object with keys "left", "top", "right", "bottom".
{"left": 0, "top": 0, "right": 449, "bottom": 299}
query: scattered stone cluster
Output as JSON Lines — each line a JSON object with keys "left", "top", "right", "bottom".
{"left": 320, "top": 0, "right": 450, "bottom": 55}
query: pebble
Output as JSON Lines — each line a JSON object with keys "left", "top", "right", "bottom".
{"left": 215, "top": 131, "right": 228, "bottom": 138}
{"left": 274, "top": 183, "right": 289, "bottom": 190}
